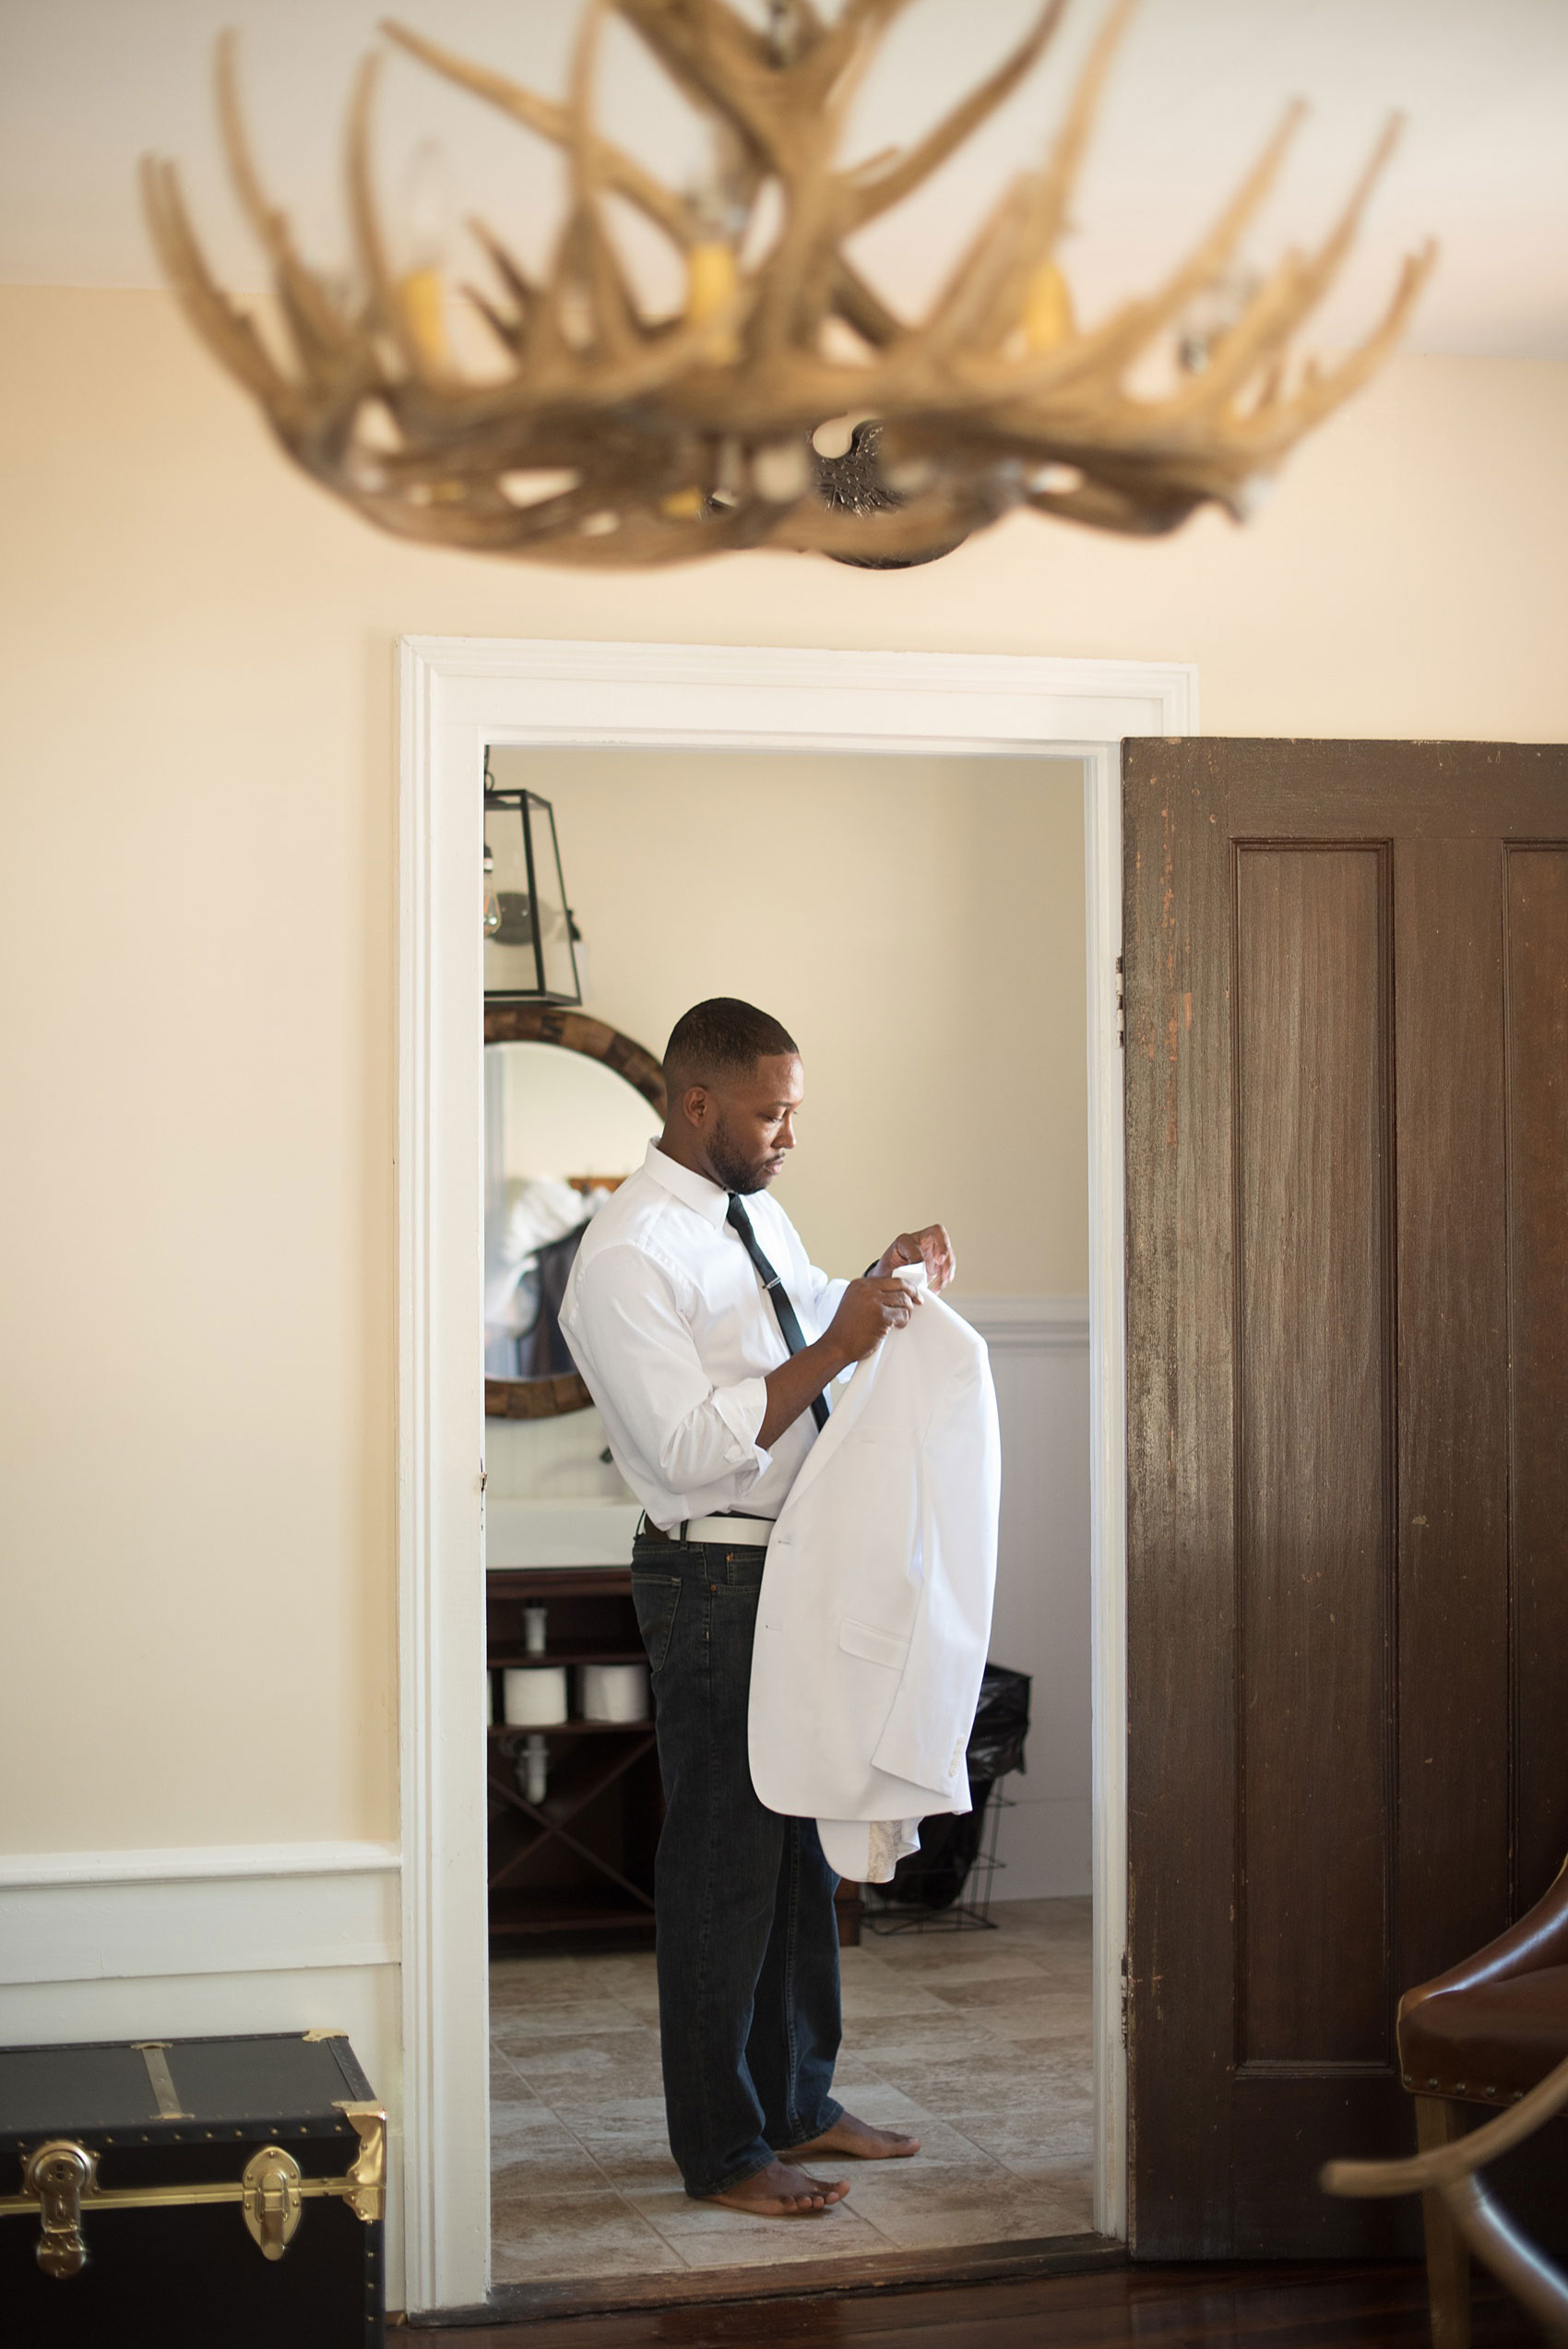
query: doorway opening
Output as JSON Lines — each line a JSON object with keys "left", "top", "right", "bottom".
{"left": 396, "top": 638, "right": 1195, "bottom": 2316}
{"left": 481, "top": 744, "right": 1094, "bottom": 2305}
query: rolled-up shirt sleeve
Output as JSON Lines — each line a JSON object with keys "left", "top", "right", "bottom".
{"left": 566, "top": 1243, "right": 770, "bottom": 1504}
{"left": 808, "top": 1266, "right": 849, "bottom": 1330}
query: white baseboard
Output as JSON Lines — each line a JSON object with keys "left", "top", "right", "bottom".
{"left": 0, "top": 1842, "right": 401, "bottom": 1987}
{"left": 0, "top": 1840, "right": 400, "bottom": 1892}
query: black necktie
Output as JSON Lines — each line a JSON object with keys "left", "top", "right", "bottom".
{"left": 727, "top": 1194, "right": 829, "bottom": 1431}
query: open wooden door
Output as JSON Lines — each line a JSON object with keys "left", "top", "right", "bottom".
{"left": 1123, "top": 739, "right": 1568, "bottom": 2257}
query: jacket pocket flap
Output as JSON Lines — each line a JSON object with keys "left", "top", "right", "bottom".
{"left": 839, "top": 1616, "right": 909, "bottom": 1671}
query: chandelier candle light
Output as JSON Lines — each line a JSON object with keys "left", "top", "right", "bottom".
{"left": 140, "top": 0, "right": 1436, "bottom": 569}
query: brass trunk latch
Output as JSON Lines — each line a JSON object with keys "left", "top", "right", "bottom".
{"left": 241, "top": 2146, "right": 303, "bottom": 2260}
{"left": 24, "top": 2140, "right": 97, "bottom": 2280}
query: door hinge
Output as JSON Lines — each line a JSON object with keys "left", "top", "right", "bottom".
{"left": 1120, "top": 1947, "right": 1130, "bottom": 2049}
{"left": 1115, "top": 955, "right": 1125, "bottom": 1048}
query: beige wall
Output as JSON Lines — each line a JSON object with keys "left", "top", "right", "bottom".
{"left": 2, "top": 284, "right": 1566, "bottom": 1856}
{"left": 529, "top": 747, "right": 1087, "bottom": 1294}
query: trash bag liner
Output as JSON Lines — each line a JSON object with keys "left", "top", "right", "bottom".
{"left": 878, "top": 1665, "right": 1032, "bottom": 1911}
{"left": 964, "top": 1663, "right": 1031, "bottom": 1783}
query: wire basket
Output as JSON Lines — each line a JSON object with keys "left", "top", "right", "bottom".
{"left": 861, "top": 1784, "right": 1016, "bottom": 1936}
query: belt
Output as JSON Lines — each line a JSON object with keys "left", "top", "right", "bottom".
{"left": 639, "top": 1512, "right": 777, "bottom": 1549}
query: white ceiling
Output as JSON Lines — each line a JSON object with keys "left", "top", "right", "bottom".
{"left": 3, "top": 0, "right": 1566, "bottom": 359}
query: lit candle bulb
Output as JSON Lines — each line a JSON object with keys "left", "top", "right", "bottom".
{"left": 1021, "top": 260, "right": 1074, "bottom": 354}
{"left": 398, "top": 139, "right": 451, "bottom": 366}
{"left": 684, "top": 240, "right": 740, "bottom": 365}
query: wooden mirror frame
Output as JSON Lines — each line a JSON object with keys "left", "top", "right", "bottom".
{"left": 483, "top": 1004, "right": 667, "bottom": 1420}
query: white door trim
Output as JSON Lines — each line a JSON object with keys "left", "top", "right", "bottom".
{"left": 397, "top": 636, "right": 1196, "bottom": 2312}
{"left": 1083, "top": 740, "right": 1131, "bottom": 2241}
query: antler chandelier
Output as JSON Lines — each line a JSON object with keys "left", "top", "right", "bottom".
{"left": 141, "top": 0, "right": 1435, "bottom": 570}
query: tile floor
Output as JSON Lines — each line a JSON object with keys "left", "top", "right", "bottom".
{"left": 489, "top": 1896, "right": 1094, "bottom": 2284}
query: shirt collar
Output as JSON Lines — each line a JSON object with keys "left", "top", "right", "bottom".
{"left": 643, "top": 1139, "right": 730, "bottom": 1227}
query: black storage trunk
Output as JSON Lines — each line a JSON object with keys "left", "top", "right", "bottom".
{"left": 0, "top": 2029, "right": 386, "bottom": 2348}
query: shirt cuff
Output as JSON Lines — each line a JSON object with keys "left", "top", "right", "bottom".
{"left": 713, "top": 1376, "right": 769, "bottom": 1461}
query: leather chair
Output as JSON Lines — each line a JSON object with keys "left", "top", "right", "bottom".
{"left": 1324, "top": 1856, "right": 1568, "bottom": 2347}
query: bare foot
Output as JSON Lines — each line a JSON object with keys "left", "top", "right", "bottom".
{"left": 701, "top": 2158, "right": 850, "bottom": 2218}
{"left": 782, "top": 2111, "right": 921, "bottom": 2163}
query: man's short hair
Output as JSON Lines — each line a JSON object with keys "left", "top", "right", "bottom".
{"left": 664, "top": 998, "right": 799, "bottom": 1088}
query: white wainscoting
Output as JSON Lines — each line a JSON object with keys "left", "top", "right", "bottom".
{"left": 0, "top": 1842, "right": 405, "bottom": 2299}
{"left": 949, "top": 1295, "right": 1092, "bottom": 1902}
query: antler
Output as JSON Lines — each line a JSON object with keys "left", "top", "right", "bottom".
{"left": 140, "top": 0, "right": 1435, "bottom": 567}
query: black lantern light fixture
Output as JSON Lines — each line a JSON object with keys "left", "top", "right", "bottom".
{"left": 482, "top": 758, "right": 583, "bottom": 1006}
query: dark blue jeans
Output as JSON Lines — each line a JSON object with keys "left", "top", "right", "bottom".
{"left": 631, "top": 1532, "right": 844, "bottom": 2198}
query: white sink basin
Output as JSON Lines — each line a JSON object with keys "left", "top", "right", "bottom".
{"left": 485, "top": 1497, "right": 640, "bottom": 1568}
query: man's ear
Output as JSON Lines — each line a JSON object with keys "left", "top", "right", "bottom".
{"left": 681, "top": 1083, "right": 710, "bottom": 1128}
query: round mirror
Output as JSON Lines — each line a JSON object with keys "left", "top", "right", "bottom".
{"left": 483, "top": 1007, "right": 666, "bottom": 1419}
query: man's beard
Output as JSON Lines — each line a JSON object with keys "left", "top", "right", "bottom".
{"left": 707, "top": 1114, "right": 767, "bottom": 1196}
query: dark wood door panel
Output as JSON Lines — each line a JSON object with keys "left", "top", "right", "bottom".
{"left": 1125, "top": 738, "right": 1568, "bottom": 2259}
{"left": 1395, "top": 836, "right": 1512, "bottom": 1994}
{"left": 1124, "top": 752, "right": 1240, "bottom": 2260}
{"left": 1221, "top": 740, "right": 1568, "bottom": 841}
{"left": 1234, "top": 847, "right": 1395, "bottom": 2069}
{"left": 1505, "top": 847, "right": 1568, "bottom": 1912}
{"left": 1231, "top": 2075, "right": 1417, "bottom": 2256}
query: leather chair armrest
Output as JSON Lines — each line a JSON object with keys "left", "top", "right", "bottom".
{"left": 1401, "top": 1854, "right": 1568, "bottom": 2028}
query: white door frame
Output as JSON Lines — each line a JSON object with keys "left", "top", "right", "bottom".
{"left": 396, "top": 636, "right": 1197, "bottom": 2313}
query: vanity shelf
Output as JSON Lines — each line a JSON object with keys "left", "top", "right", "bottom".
{"left": 486, "top": 1567, "right": 661, "bottom": 1947}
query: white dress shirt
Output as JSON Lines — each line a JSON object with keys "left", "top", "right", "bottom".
{"left": 560, "top": 1140, "right": 848, "bottom": 1532}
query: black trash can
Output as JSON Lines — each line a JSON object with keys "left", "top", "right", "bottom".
{"left": 873, "top": 1663, "right": 1032, "bottom": 1920}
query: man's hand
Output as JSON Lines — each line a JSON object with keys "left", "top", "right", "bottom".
{"left": 828, "top": 1275, "right": 921, "bottom": 1365}
{"left": 873, "top": 1223, "right": 956, "bottom": 1294}
{"left": 757, "top": 1276, "right": 919, "bottom": 1445}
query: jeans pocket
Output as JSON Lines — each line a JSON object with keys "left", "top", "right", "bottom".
{"left": 631, "top": 1573, "right": 683, "bottom": 1675}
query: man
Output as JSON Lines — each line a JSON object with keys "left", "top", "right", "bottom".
{"left": 560, "top": 998, "right": 956, "bottom": 2219}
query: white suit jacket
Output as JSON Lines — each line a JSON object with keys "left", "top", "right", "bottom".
{"left": 747, "top": 1267, "right": 1001, "bottom": 1879}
